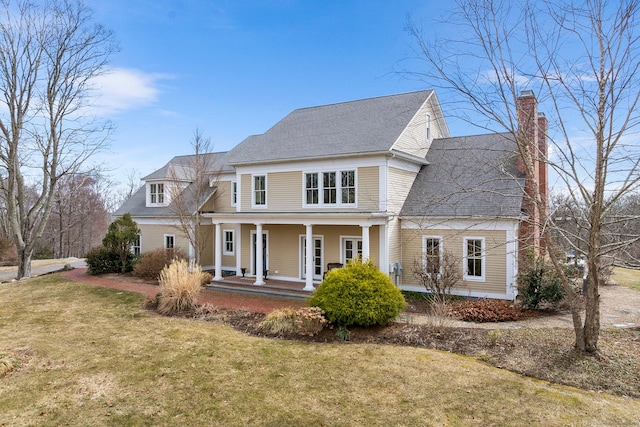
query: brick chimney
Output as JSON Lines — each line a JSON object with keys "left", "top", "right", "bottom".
{"left": 516, "top": 91, "right": 548, "bottom": 259}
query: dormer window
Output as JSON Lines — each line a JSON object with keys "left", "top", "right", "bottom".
{"left": 148, "top": 183, "right": 166, "bottom": 206}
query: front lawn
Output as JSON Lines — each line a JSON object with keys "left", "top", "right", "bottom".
{"left": 613, "top": 266, "right": 640, "bottom": 292}
{"left": 1, "top": 275, "right": 639, "bottom": 426}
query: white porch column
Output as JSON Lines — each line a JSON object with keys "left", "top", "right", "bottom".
{"left": 254, "top": 223, "right": 265, "bottom": 286}
{"left": 236, "top": 225, "right": 243, "bottom": 277}
{"left": 304, "top": 224, "right": 315, "bottom": 291}
{"left": 361, "top": 225, "right": 370, "bottom": 261}
{"left": 214, "top": 222, "right": 223, "bottom": 281}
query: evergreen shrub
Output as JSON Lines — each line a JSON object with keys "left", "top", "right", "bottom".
{"left": 86, "top": 246, "right": 135, "bottom": 275}
{"left": 517, "top": 256, "right": 566, "bottom": 310}
{"left": 308, "top": 258, "right": 406, "bottom": 327}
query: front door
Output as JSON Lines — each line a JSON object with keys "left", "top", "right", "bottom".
{"left": 301, "top": 236, "right": 323, "bottom": 280}
{"left": 251, "top": 232, "right": 268, "bottom": 275}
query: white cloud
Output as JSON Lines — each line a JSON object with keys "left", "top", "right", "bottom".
{"left": 89, "top": 67, "right": 171, "bottom": 115}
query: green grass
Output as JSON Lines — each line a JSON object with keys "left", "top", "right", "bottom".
{"left": 1, "top": 275, "right": 639, "bottom": 426}
{"left": 613, "top": 266, "right": 640, "bottom": 291}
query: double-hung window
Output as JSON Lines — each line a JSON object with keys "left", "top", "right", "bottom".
{"left": 341, "top": 171, "right": 355, "bottom": 204}
{"left": 253, "top": 175, "right": 266, "bottom": 207}
{"left": 231, "top": 181, "right": 237, "bottom": 206}
{"left": 304, "top": 169, "right": 356, "bottom": 207}
{"left": 305, "top": 173, "right": 319, "bottom": 204}
{"left": 164, "top": 234, "right": 175, "bottom": 250}
{"left": 150, "top": 183, "right": 164, "bottom": 204}
{"left": 131, "top": 234, "right": 141, "bottom": 256}
{"left": 464, "top": 237, "right": 485, "bottom": 281}
{"left": 323, "top": 172, "right": 336, "bottom": 204}
{"left": 223, "top": 230, "right": 234, "bottom": 255}
{"left": 422, "top": 236, "right": 442, "bottom": 276}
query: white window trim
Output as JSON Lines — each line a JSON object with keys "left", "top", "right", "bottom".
{"left": 421, "top": 235, "right": 443, "bottom": 276}
{"left": 463, "top": 236, "right": 485, "bottom": 282}
{"left": 302, "top": 169, "right": 357, "bottom": 208}
{"left": 426, "top": 113, "right": 432, "bottom": 141}
{"left": 340, "top": 236, "right": 363, "bottom": 264}
{"left": 230, "top": 181, "right": 237, "bottom": 207}
{"left": 299, "top": 235, "right": 324, "bottom": 280}
{"left": 223, "top": 229, "right": 234, "bottom": 256}
{"left": 164, "top": 234, "right": 175, "bottom": 250}
{"left": 131, "top": 233, "right": 142, "bottom": 255}
{"left": 252, "top": 174, "right": 267, "bottom": 209}
{"left": 148, "top": 182, "right": 168, "bottom": 207}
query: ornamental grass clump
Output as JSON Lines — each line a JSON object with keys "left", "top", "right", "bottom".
{"left": 259, "top": 307, "right": 328, "bottom": 336}
{"left": 157, "top": 259, "right": 203, "bottom": 315}
{"left": 259, "top": 308, "right": 298, "bottom": 334}
{"left": 309, "top": 258, "right": 406, "bottom": 327}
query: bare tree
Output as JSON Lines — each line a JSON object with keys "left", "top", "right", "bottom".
{"left": 412, "top": 249, "right": 463, "bottom": 304}
{"left": 168, "top": 129, "right": 221, "bottom": 265}
{"left": 37, "top": 173, "right": 110, "bottom": 258}
{"left": 0, "top": 0, "right": 116, "bottom": 278}
{"left": 406, "top": 0, "right": 640, "bottom": 353}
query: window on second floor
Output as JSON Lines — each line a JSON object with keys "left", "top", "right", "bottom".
{"left": 253, "top": 175, "right": 266, "bottom": 207}
{"left": 341, "top": 171, "right": 355, "bottom": 204}
{"left": 304, "top": 169, "right": 356, "bottom": 207}
{"left": 305, "top": 173, "right": 318, "bottom": 204}
{"left": 231, "top": 181, "right": 237, "bottom": 206}
{"left": 149, "top": 183, "right": 165, "bottom": 205}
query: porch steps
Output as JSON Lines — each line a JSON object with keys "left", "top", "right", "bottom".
{"left": 207, "top": 280, "right": 312, "bottom": 301}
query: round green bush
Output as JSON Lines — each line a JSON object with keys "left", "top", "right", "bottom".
{"left": 308, "top": 259, "right": 406, "bottom": 327}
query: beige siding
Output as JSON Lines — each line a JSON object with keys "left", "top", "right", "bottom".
{"left": 238, "top": 167, "right": 379, "bottom": 213}
{"left": 240, "top": 174, "right": 251, "bottom": 210}
{"left": 401, "top": 228, "right": 508, "bottom": 295}
{"left": 236, "top": 224, "right": 381, "bottom": 280}
{"left": 199, "top": 225, "right": 214, "bottom": 266}
{"left": 387, "top": 217, "right": 402, "bottom": 267}
{"left": 210, "top": 181, "right": 235, "bottom": 213}
{"left": 138, "top": 224, "right": 189, "bottom": 255}
{"left": 357, "top": 166, "right": 379, "bottom": 210}
{"left": 391, "top": 100, "right": 447, "bottom": 158}
{"left": 387, "top": 167, "right": 418, "bottom": 215}
{"left": 267, "top": 171, "right": 302, "bottom": 211}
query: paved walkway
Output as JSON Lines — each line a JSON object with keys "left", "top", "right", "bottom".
{"left": 0, "top": 258, "right": 86, "bottom": 281}
{"left": 62, "top": 268, "right": 307, "bottom": 314}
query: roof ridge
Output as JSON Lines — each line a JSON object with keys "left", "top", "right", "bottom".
{"left": 292, "top": 89, "right": 433, "bottom": 113}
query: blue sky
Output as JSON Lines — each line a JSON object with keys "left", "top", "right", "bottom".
{"left": 86, "top": 0, "right": 454, "bottom": 185}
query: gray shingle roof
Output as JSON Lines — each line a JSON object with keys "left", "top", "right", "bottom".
{"left": 115, "top": 151, "right": 229, "bottom": 217}
{"left": 226, "top": 90, "right": 434, "bottom": 165}
{"left": 143, "top": 151, "right": 232, "bottom": 180}
{"left": 400, "top": 133, "right": 525, "bottom": 218}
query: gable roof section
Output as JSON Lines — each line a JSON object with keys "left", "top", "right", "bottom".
{"left": 226, "top": 90, "right": 434, "bottom": 165}
{"left": 143, "top": 151, "right": 232, "bottom": 181}
{"left": 400, "top": 132, "right": 525, "bottom": 218}
{"left": 115, "top": 151, "right": 230, "bottom": 217}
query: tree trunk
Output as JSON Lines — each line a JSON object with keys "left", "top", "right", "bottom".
{"left": 583, "top": 260, "right": 601, "bottom": 353}
{"left": 17, "top": 247, "right": 32, "bottom": 279}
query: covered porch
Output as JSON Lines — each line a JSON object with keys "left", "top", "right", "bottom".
{"left": 203, "top": 212, "right": 390, "bottom": 292}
